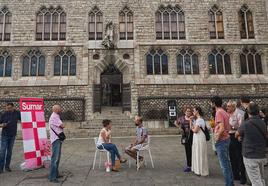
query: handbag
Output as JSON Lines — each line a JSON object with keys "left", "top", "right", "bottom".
{"left": 181, "top": 131, "right": 190, "bottom": 145}
{"left": 181, "top": 135, "right": 187, "bottom": 145}
{"left": 51, "top": 127, "right": 66, "bottom": 142}
{"left": 114, "top": 160, "right": 121, "bottom": 170}
{"left": 200, "top": 126, "right": 210, "bottom": 141}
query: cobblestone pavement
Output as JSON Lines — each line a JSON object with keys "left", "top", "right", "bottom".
{"left": 0, "top": 136, "right": 267, "bottom": 186}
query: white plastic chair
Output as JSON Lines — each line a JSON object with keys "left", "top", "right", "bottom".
{"left": 128, "top": 135, "right": 154, "bottom": 171}
{"left": 92, "top": 137, "right": 110, "bottom": 170}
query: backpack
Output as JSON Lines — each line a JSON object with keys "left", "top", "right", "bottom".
{"left": 200, "top": 125, "right": 210, "bottom": 141}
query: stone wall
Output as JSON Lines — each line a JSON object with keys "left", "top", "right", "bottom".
{"left": 0, "top": 0, "right": 267, "bottom": 45}
{"left": 136, "top": 84, "right": 268, "bottom": 97}
{"left": 132, "top": 0, "right": 268, "bottom": 42}
{"left": 0, "top": 46, "right": 88, "bottom": 86}
{"left": 0, "top": 85, "right": 93, "bottom": 119}
{"left": 135, "top": 45, "right": 268, "bottom": 84}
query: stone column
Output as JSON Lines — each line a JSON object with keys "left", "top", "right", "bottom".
{"left": 231, "top": 48, "right": 241, "bottom": 78}
{"left": 260, "top": 48, "right": 268, "bottom": 76}
{"left": 12, "top": 53, "right": 21, "bottom": 81}
{"left": 199, "top": 47, "right": 210, "bottom": 79}
{"left": 46, "top": 50, "right": 53, "bottom": 78}
{"left": 131, "top": 80, "right": 138, "bottom": 118}
{"left": 168, "top": 48, "right": 177, "bottom": 78}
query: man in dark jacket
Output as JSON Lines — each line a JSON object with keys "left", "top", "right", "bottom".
{"left": 240, "top": 96, "right": 250, "bottom": 120}
{"left": 0, "top": 103, "right": 21, "bottom": 173}
{"left": 236, "top": 102, "right": 267, "bottom": 186}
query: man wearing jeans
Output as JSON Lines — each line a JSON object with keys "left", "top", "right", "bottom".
{"left": 211, "top": 96, "right": 234, "bottom": 186}
{"left": 49, "top": 105, "right": 65, "bottom": 183}
{"left": 236, "top": 102, "right": 267, "bottom": 186}
{"left": 0, "top": 103, "right": 21, "bottom": 174}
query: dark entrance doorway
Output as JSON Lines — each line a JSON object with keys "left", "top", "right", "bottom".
{"left": 101, "top": 64, "right": 122, "bottom": 106}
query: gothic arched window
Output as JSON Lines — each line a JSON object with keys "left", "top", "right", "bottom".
{"left": 156, "top": 5, "right": 185, "bottom": 40}
{"left": 0, "top": 7, "right": 11, "bottom": 41}
{"left": 22, "top": 50, "right": 45, "bottom": 76}
{"left": 208, "top": 49, "right": 231, "bottom": 75}
{"left": 0, "top": 50, "right": 12, "bottom": 77}
{"left": 209, "top": 5, "right": 224, "bottom": 39}
{"left": 240, "top": 48, "right": 262, "bottom": 74}
{"left": 177, "top": 49, "right": 199, "bottom": 74}
{"left": 89, "top": 6, "right": 103, "bottom": 40}
{"left": 146, "top": 49, "right": 168, "bottom": 75}
{"left": 54, "top": 49, "right": 76, "bottom": 76}
{"left": 239, "top": 5, "right": 254, "bottom": 39}
{"left": 119, "top": 6, "right": 133, "bottom": 40}
{"left": 36, "top": 6, "right": 66, "bottom": 41}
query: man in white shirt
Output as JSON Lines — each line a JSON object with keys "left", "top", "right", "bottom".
{"left": 227, "top": 101, "right": 246, "bottom": 184}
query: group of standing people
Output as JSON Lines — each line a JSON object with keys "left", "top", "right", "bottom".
{"left": 175, "top": 106, "right": 209, "bottom": 176}
{"left": 0, "top": 97, "right": 267, "bottom": 185}
{"left": 176, "top": 96, "right": 268, "bottom": 186}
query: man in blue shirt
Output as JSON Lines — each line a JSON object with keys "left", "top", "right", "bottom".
{"left": 0, "top": 103, "right": 21, "bottom": 173}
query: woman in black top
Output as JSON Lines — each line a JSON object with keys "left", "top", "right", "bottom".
{"left": 175, "top": 106, "right": 193, "bottom": 172}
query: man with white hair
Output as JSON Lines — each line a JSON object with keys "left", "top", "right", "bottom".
{"left": 48, "top": 105, "right": 65, "bottom": 183}
{"left": 226, "top": 101, "right": 246, "bottom": 184}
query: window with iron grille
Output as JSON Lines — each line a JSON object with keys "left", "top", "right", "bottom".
{"left": 239, "top": 5, "right": 254, "bottom": 39}
{"left": 0, "top": 7, "right": 11, "bottom": 41}
{"left": 209, "top": 5, "right": 224, "bottom": 39}
{"left": 36, "top": 6, "right": 66, "bottom": 41}
{"left": 119, "top": 6, "right": 133, "bottom": 40}
{"left": 208, "top": 49, "right": 231, "bottom": 75}
{"left": 240, "top": 48, "right": 262, "bottom": 74}
{"left": 146, "top": 49, "right": 168, "bottom": 75}
{"left": 89, "top": 6, "right": 103, "bottom": 40}
{"left": 177, "top": 49, "right": 199, "bottom": 75}
{"left": 54, "top": 49, "right": 76, "bottom": 76}
{"left": 22, "top": 50, "right": 45, "bottom": 76}
{"left": 155, "top": 5, "right": 185, "bottom": 40}
{"left": 0, "top": 50, "right": 12, "bottom": 77}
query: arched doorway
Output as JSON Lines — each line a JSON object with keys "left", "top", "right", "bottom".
{"left": 101, "top": 63, "right": 122, "bottom": 106}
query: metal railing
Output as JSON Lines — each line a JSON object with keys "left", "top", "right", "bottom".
{"left": 0, "top": 97, "right": 85, "bottom": 122}
{"left": 138, "top": 96, "right": 268, "bottom": 120}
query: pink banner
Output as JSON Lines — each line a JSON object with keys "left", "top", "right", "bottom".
{"left": 20, "top": 97, "right": 50, "bottom": 170}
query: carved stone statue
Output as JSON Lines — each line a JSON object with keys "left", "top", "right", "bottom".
{"left": 102, "top": 21, "right": 115, "bottom": 49}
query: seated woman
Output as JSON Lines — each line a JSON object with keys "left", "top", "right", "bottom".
{"left": 97, "top": 119, "right": 127, "bottom": 171}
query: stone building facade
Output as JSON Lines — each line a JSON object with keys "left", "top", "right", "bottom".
{"left": 0, "top": 0, "right": 268, "bottom": 123}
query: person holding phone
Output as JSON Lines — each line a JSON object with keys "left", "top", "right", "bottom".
{"left": 174, "top": 106, "right": 193, "bottom": 172}
{"left": 0, "top": 102, "right": 21, "bottom": 174}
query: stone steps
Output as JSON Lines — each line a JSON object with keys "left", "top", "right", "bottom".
{"left": 85, "top": 107, "right": 134, "bottom": 130}
{"left": 14, "top": 107, "right": 180, "bottom": 139}
{"left": 15, "top": 127, "right": 179, "bottom": 139}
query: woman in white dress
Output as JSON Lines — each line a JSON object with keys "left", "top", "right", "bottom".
{"left": 190, "top": 106, "right": 209, "bottom": 176}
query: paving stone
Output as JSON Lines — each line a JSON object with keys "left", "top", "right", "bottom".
{"left": 0, "top": 136, "right": 267, "bottom": 186}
